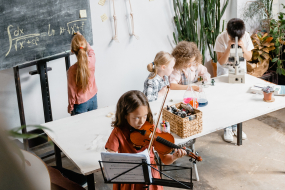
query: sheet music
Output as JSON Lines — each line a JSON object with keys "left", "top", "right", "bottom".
{"left": 101, "top": 149, "right": 152, "bottom": 183}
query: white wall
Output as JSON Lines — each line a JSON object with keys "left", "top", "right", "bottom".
{"left": 279, "top": 0, "right": 285, "bottom": 12}
{"left": 0, "top": 0, "right": 177, "bottom": 130}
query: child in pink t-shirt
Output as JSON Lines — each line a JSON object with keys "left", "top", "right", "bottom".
{"left": 169, "top": 41, "right": 210, "bottom": 91}
{"left": 67, "top": 32, "right": 98, "bottom": 115}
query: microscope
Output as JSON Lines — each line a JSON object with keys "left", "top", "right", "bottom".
{"left": 225, "top": 36, "right": 245, "bottom": 83}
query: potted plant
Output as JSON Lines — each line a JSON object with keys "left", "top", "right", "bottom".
{"left": 202, "top": 0, "right": 229, "bottom": 77}
{"left": 269, "top": 4, "right": 285, "bottom": 78}
{"left": 262, "top": 86, "right": 274, "bottom": 101}
{"left": 172, "top": 0, "right": 206, "bottom": 63}
{"left": 247, "top": 32, "right": 275, "bottom": 77}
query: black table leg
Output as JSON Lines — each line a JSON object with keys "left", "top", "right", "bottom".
{"left": 87, "top": 173, "right": 95, "bottom": 190}
{"left": 54, "top": 144, "right": 62, "bottom": 168}
{"left": 237, "top": 123, "right": 242, "bottom": 146}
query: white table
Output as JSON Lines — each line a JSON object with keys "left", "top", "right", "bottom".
{"left": 42, "top": 74, "right": 285, "bottom": 189}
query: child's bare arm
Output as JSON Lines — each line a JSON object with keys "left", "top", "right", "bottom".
{"left": 217, "top": 39, "right": 234, "bottom": 65}
{"left": 159, "top": 149, "right": 187, "bottom": 165}
{"left": 238, "top": 40, "right": 252, "bottom": 61}
{"left": 106, "top": 148, "right": 116, "bottom": 153}
{"left": 217, "top": 48, "right": 231, "bottom": 65}
{"left": 170, "top": 83, "right": 187, "bottom": 90}
{"left": 170, "top": 83, "right": 199, "bottom": 91}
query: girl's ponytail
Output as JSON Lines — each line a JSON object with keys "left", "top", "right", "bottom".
{"left": 147, "top": 51, "right": 175, "bottom": 79}
{"left": 147, "top": 62, "right": 157, "bottom": 79}
{"left": 76, "top": 47, "right": 90, "bottom": 93}
{"left": 71, "top": 34, "right": 90, "bottom": 93}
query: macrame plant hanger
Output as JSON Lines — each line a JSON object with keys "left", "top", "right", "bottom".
{"left": 128, "top": 0, "right": 139, "bottom": 40}
{"left": 112, "top": 0, "right": 119, "bottom": 42}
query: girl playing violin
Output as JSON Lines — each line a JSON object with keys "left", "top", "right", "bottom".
{"left": 105, "top": 90, "right": 187, "bottom": 190}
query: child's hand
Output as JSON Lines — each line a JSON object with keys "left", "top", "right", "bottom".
{"left": 238, "top": 40, "right": 245, "bottom": 50}
{"left": 76, "top": 31, "right": 82, "bottom": 35}
{"left": 173, "top": 147, "right": 187, "bottom": 160}
{"left": 192, "top": 85, "right": 199, "bottom": 92}
{"left": 227, "top": 39, "right": 235, "bottom": 48}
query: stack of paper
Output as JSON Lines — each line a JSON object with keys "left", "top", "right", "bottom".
{"left": 101, "top": 149, "right": 152, "bottom": 183}
{"left": 249, "top": 84, "right": 285, "bottom": 96}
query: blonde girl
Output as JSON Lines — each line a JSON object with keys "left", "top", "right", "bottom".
{"left": 143, "top": 51, "right": 175, "bottom": 102}
{"left": 67, "top": 32, "right": 98, "bottom": 115}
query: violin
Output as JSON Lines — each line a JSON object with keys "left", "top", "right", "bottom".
{"left": 130, "top": 82, "right": 202, "bottom": 162}
{"left": 130, "top": 121, "right": 202, "bottom": 162}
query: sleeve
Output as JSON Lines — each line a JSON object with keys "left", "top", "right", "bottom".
{"left": 245, "top": 32, "right": 254, "bottom": 52}
{"left": 67, "top": 69, "right": 76, "bottom": 113}
{"left": 105, "top": 128, "right": 120, "bottom": 152}
{"left": 214, "top": 34, "right": 226, "bottom": 52}
{"left": 87, "top": 43, "right": 96, "bottom": 70}
{"left": 144, "top": 80, "right": 158, "bottom": 102}
{"left": 196, "top": 64, "right": 209, "bottom": 76}
{"left": 169, "top": 69, "right": 181, "bottom": 84}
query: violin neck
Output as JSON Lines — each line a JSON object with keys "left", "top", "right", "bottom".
{"left": 156, "top": 136, "right": 180, "bottom": 149}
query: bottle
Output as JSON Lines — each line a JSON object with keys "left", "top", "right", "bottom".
{"left": 183, "top": 69, "right": 198, "bottom": 108}
{"left": 197, "top": 85, "right": 208, "bottom": 107}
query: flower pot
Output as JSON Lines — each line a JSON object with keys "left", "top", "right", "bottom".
{"left": 247, "top": 59, "right": 269, "bottom": 77}
{"left": 263, "top": 92, "right": 273, "bottom": 101}
{"left": 211, "top": 60, "right": 217, "bottom": 77}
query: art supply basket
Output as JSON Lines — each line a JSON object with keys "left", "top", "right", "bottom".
{"left": 162, "top": 102, "right": 203, "bottom": 138}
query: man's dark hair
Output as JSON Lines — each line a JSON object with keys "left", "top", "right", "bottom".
{"left": 227, "top": 18, "right": 245, "bottom": 40}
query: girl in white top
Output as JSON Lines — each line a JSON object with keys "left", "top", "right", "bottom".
{"left": 169, "top": 41, "right": 210, "bottom": 91}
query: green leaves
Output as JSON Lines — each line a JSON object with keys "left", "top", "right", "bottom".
{"left": 272, "top": 58, "right": 278, "bottom": 62}
{"left": 173, "top": 32, "right": 177, "bottom": 45}
{"left": 8, "top": 125, "right": 52, "bottom": 141}
{"left": 282, "top": 68, "right": 285, "bottom": 76}
{"left": 173, "top": 0, "right": 229, "bottom": 64}
{"left": 273, "top": 27, "right": 279, "bottom": 34}
{"left": 202, "top": 0, "right": 229, "bottom": 63}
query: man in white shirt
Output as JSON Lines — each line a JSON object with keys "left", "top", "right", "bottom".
{"left": 214, "top": 18, "right": 254, "bottom": 143}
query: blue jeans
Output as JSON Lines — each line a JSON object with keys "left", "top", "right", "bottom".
{"left": 71, "top": 93, "right": 98, "bottom": 116}
{"left": 224, "top": 124, "right": 237, "bottom": 132}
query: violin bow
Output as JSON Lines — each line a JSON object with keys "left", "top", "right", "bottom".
{"left": 147, "top": 83, "right": 170, "bottom": 153}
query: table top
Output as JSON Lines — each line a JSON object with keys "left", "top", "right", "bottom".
{"left": 42, "top": 74, "right": 285, "bottom": 175}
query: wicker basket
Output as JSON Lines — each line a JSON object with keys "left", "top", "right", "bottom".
{"left": 162, "top": 102, "right": 203, "bottom": 138}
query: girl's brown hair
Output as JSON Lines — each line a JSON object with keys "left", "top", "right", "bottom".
{"left": 171, "top": 41, "right": 202, "bottom": 70}
{"left": 71, "top": 34, "right": 90, "bottom": 93}
{"left": 112, "top": 90, "right": 153, "bottom": 129}
{"left": 147, "top": 51, "right": 175, "bottom": 79}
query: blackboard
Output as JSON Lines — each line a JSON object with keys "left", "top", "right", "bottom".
{"left": 0, "top": 0, "right": 93, "bottom": 70}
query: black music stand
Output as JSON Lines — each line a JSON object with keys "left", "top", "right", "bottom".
{"left": 98, "top": 159, "right": 193, "bottom": 189}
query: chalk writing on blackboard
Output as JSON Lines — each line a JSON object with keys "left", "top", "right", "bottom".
{"left": 5, "top": 19, "right": 87, "bottom": 57}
